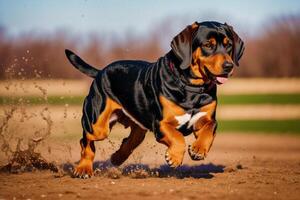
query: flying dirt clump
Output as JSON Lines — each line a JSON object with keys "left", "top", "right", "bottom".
{"left": 0, "top": 138, "right": 58, "bottom": 173}
{"left": 0, "top": 106, "right": 58, "bottom": 173}
{"left": 0, "top": 75, "right": 58, "bottom": 173}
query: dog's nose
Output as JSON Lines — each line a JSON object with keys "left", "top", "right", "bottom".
{"left": 222, "top": 61, "right": 234, "bottom": 73}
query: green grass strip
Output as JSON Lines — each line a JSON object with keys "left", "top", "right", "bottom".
{"left": 0, "top": 93, "right": 300, "bottom": 105}
{"left": 0, "top": 96, "right": 85, "bottom": 105}
{"left": 218, "top": 93, "right": 300, "bottom": 105}
{"left": 218, "top": 119, "right": 300, "bottom": 134}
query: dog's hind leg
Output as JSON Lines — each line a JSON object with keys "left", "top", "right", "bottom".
{"left": 110, "top": 122, "right": 146, "bottom": 166}
{"left": 86, "top": 97, "right": 122, "bottom": 141}
{"left": 73, "top": 137, "right": 95, "bottom": 178}
{"left": 73, "top": 97, "right": 122, "bottom": 178}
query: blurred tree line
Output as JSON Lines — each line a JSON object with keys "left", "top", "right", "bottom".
{"left": 0, "top": 15, "right": 299, "bottom": 79}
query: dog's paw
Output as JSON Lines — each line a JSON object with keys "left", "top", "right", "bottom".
{"left": 165, "top": 150, "right": 183, "bottom": 168}
{"left": 73, "top": 160, "right": 93, "bottom": 179}
{"left": 188, "top": 145, "right": 205, "bottom": 161}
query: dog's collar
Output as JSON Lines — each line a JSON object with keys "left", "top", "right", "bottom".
{"left": 167, "top": 60, "right": 214, "bottom": 94}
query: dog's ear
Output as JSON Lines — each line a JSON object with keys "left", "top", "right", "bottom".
{"left": 171, "top": 22, "right": 199, "bottom": 69}
{"left": 225, "top": 23, "right": 245, "bottom": 66}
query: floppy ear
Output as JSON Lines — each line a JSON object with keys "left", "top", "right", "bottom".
{"left": 171, "top": 22, "right": 199, "bottom": 69}
{"left": 225, "top": 23, "right": 245, "bottom": 66}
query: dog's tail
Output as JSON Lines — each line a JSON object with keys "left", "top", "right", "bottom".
{"left": 65, "top": 49, "right": 99, "bottom": 78}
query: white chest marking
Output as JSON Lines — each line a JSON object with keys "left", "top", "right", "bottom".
{"left": 187, "top": 112, "right": 207, "bottom": 128}
{"left": 175, "top": 112, "right": 207, "bottom": 129}
{"left": 175, "top": 113, "right": 191, "bottom": 129}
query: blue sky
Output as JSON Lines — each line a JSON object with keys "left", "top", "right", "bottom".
{"left": 0, "top": 0, "right": 299, "bottom": 37}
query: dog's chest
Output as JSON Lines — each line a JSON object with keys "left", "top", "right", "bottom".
{"left": 174, "top": 111, "right": 206, "bottom": 129}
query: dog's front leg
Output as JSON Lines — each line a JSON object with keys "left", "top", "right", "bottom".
{"left": 188, "top": 120, "right": 217, "bottom": 160}
{"left": 188, "top": 101, "right": 217, "bottom": 160}
{"left": 158, "top": 121, "right": 186, "bottom": 168}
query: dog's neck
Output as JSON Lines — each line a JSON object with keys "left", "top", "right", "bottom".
{"left": 164, "top": 50, "right": 214, "bottom": 94}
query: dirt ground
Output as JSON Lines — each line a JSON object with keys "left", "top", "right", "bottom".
{"left": 0, "top": 133, "right": 299, "bottom": 200}
{"left": 0, "top": 79, "right": 299, "bottom": 200}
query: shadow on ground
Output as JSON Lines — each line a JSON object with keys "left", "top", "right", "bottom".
{"left": 61, "top": 160, "right": 225, "bottom": 179}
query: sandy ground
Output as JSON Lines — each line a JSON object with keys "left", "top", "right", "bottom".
{"left": 0, "top": 105, "right": 299, "bottom": 200}
{"left": 0, "top": 133, "right": 300, "bottom": 200}
{"left": 1, "top": 78, "right": 300, "bottom": 96}
{"left": 0, "top": 105, "right": 299, "bottom": 199}
{"left": 0, "top": 78, "right": 299, "bottom": 200}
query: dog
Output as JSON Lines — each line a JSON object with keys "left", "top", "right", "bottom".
{"left": 65, "top": 21, "right": 244, "bottom": 178}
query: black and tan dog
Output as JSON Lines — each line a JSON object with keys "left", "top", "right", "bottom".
{"left": 65, "top": 21, "right": 244, "bottom": 178}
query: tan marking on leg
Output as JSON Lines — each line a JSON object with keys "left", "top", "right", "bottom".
{"left": 86, "top": 97, "right": 122, "bottom": 141}
{"left": 189, "top": 120, "right": 217, "bottom": 160}
{"left": 159, "top": 95, "right": 186, "bottom": 167}
{"left": 189, "top": 101, "right": 217, "bottom": 160}
{"left": 159, "top": 122, "right": 186, "bottom": 167}
{"left": 159, "top": 95, "right": 185, "bottom": 125}
{"left": 194, "top": 100, "right": 217, "bottom": 129}
{"left": 74, "top": 139, "right": 95, "bottom": 178}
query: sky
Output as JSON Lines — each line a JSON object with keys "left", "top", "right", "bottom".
{"left": 0, "top": 0, "right": 300, "bottom": 37}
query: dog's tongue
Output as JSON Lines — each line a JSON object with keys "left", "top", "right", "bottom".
{"left": 216, "top": 77, "right": 228, "bottom": 84}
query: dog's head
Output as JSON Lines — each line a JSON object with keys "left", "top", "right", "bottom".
{"left": 171, "top": 21, "right": 244, "bottom": 85}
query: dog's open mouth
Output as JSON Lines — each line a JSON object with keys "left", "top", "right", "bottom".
{"left": 204, "top": 66, "right": 229, "bottom": 85}
{"left": 215, "top": 76, "right": 228, "bottom": 84}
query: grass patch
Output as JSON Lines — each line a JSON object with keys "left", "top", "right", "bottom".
{"left": 0, "top": 94, "right": 300, "bottom": 105}
{"left": 218, "top": 93, "right": 300, "bottom": 105}
{"left": 0, "top": 96, "right": 85, "bottom": 105}
{"left": 218, "top": 119, "right": 300, "bottom": 134}
{"left": 1, "top": 93, "right": 300, "bottom": 105}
